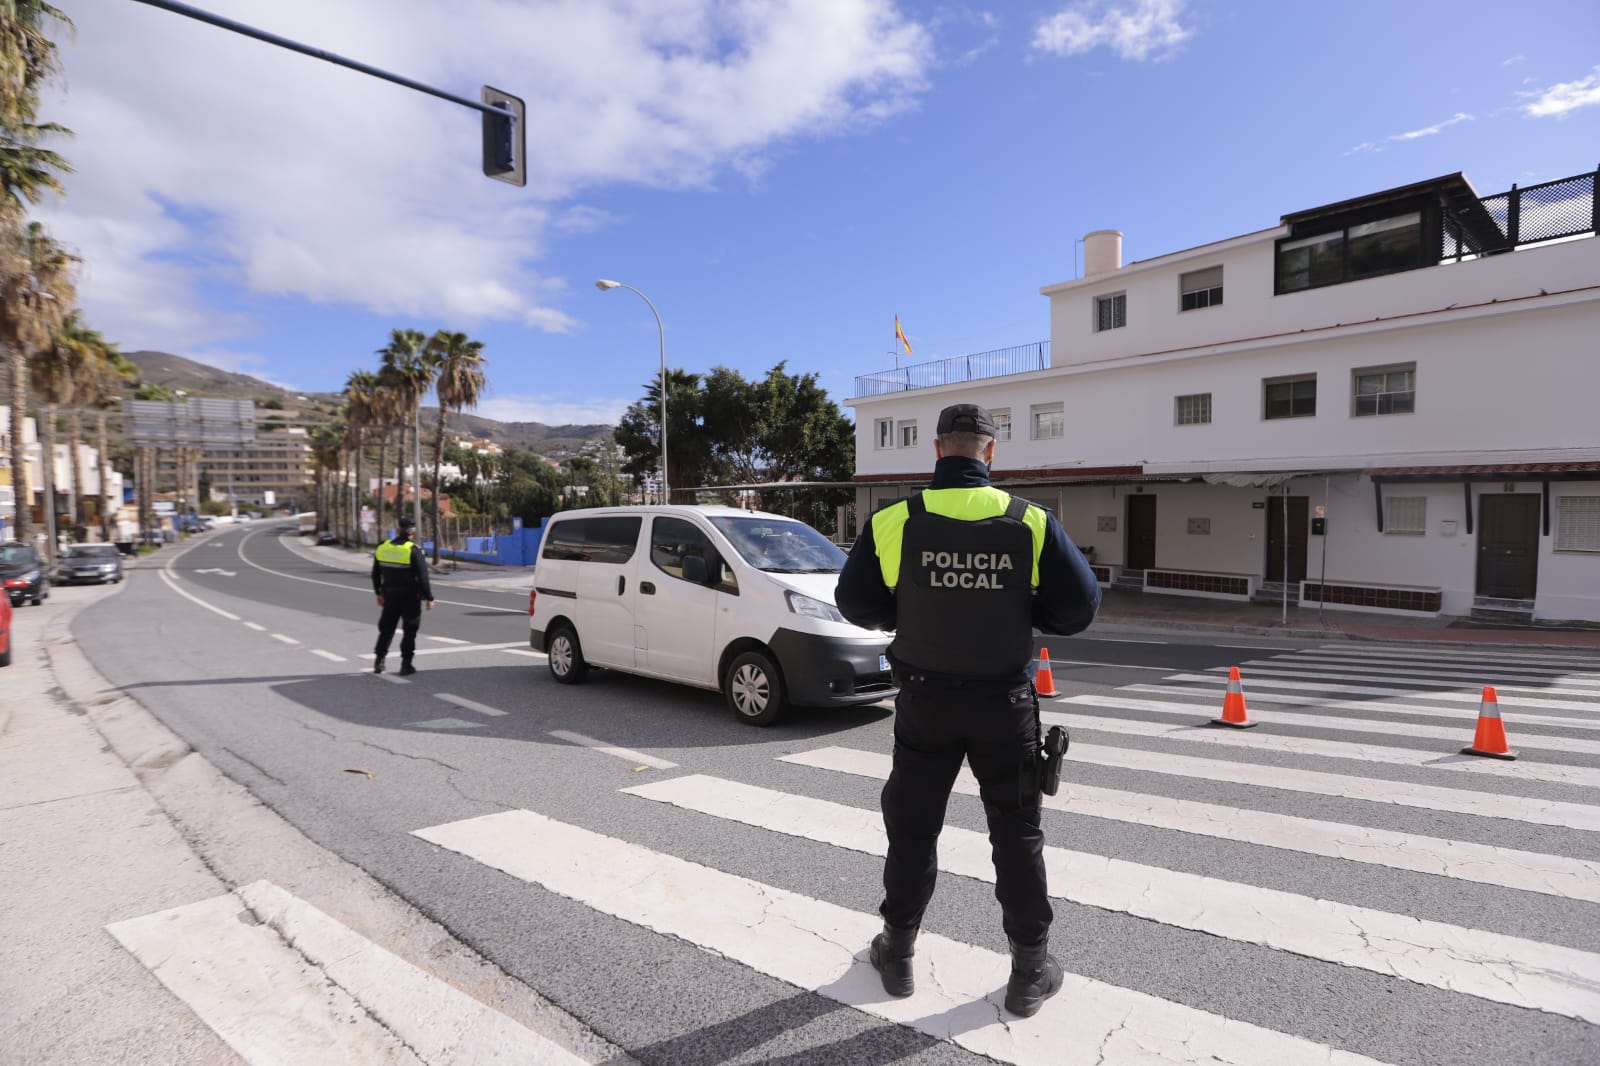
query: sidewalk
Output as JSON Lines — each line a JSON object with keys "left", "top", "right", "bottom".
{"left": 289, "top": 536, "right": 1600, "bottom": 652}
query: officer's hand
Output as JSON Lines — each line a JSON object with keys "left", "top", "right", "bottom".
{"left": 375, "top": 595, "right": 384, "bottom": 607}
{"left": 425, "top": 600, "right": 434, "bottom": 611}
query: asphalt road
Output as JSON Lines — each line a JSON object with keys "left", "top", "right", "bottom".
{"left": 68, "top": 521, "right": 1600, "bottom": 1066}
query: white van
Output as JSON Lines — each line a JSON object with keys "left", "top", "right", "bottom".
{"left": 526, "top": 505, "right": 896, "bottom": 725}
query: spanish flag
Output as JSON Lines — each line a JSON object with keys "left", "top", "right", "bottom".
{"left": 895, "top": 315, "right": 912, "bottom": 358}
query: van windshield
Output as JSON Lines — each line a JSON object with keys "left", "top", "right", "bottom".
{"left": 709, "top": 516, "right": 847, "bottom": 574}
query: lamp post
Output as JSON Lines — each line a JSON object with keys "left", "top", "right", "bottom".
{"left": 595, "top": 279, "right": 667, "bottom": 503}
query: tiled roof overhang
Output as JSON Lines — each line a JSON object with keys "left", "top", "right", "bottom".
{"left": 1368, "top": 462, "right": 1600, "bottom": 481}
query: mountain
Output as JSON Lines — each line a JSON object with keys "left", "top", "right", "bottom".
{"left": 125, "top": 350, "right": 616, "bottom": 457}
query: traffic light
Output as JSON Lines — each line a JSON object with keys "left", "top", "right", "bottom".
{"left": 481, "top": 85, "right": 525, "bottom": 187}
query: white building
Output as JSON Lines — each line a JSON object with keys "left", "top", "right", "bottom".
{"left": 849, "top": 167, "right": 1600, "bottom": 624}
{"left": 0, "top": 405, "right": 129, "bottom": 540}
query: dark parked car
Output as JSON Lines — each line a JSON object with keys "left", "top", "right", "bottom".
{"left": 0, "top": 542, "right": 49, "bottom": 607}
{"left": 315, "top": 530, "right": 339, "bottom": 546}
{"left": 56, "top": 543, "right": 125, "bottom": 585}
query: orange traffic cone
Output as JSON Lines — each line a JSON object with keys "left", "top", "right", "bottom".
{"left": 1461, "top": 686, "right": 1516, "bottom": 760}
{"left": 1034, "top": 648, "right": 1058, "bottom": 697}
{"left": 1211, "top": 666, "right": 1257, "bottom": 728}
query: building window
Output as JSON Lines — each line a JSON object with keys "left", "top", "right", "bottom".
{"left": 1353, "top": 365, "right": 1415, "bottom": 416}
{"left": 1385, "top": 496, "right": 1426, "bottom": 535}
{"left": 1031, "top": 402, "right": 1064, "bottom": 440}
{"left": 1264, "top": 374, "right": 1316, "bottom": 419}
{"left": 1556, "top": 496, "right": 1600, "bottom": 552}
{"left": 991, "top": 408, "right": 1012, "bottom": 442}
{"left": 1179, "top": 266, "right": 1223, "bottom": 311}
{"left": 1276, "top": 210, "right": 1424, "bottom": 293}
{"left": 1175, "top": 393, "right": 1212, "bottom": 425}
{"left": 876, "top": 418, "right": 893, "bottom": 449}
{"left": 898, "top": 420, "right": 918, "bottom": 448}
{"left": 1094, "top": 293, "right": 1126, "bottom": 332}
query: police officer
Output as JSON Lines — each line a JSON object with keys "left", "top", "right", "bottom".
{"left": 835, "top": 402, "right": 1100, "bottom": 1017}
{"left": 371, "top": 515, "right": 434, "bottom": 675}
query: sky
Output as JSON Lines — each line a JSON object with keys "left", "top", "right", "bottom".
{"left": 36, "top": 0, "right": 1600, "bottom": 428}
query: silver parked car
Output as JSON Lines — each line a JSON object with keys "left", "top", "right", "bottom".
{"left": 55, "top": 543, "right": 124, "bottom": 585}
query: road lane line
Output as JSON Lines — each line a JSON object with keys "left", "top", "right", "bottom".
{"left": 310, "top": 649, "right": 347, "bottom": 662}
{"left": 502, "top": 649, "right": 542, "bottom": 658}
{"left": 427, "top": 635, "right": 470, "bottom": 644}
{"left": 1123, "top": 684, "right": 1600, "bottom": 731}
{"left": 1161, "top": 673, "right": 1600, "bottom": 714}
{"left": 1220, "top": 664, "right": 1600, "bottom": 700}
{"left": 1064, "top": 695, "right": 1600, "bottom": 756}
{"left": 1045, "top": 710, "right": 1600, "bottom": 788}
{"left": 157, "top": 569, "right": 240, "bottom": 621}
{"left": 358, "top": 642, "right": 528, "bottom": 659}
{"left": 270, "top": 633, "right": 300, "bottom": 645}
{"left": 1307, "top": 645, "right": 1600, "bottom": 668}
{"left": 781, "top": 747, "right": 1600, "bottom": 902}
{"left": 625, "top": 774, "right": 1600, "bottom": 1022}
{"left": 414, "top": 811, "right": 1395, "bottom": 1066}
{"left": 436, "top": 693, "right": 509, "bottom": 717}
{"left": 243, "top": 622, "right": 268, "bottom": 632}
{"left": 108, "top": 880, "right": 589, "bottom": 1065}
{"left": 1275, "top": 653, "right": 1600, "bottom": 684}
{"left": 547, "top": 730, "right": 676, "bottom": 769}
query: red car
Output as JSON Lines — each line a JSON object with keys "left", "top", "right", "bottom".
{"left": 0, "top": 592, "right": 11, "bottom": 667}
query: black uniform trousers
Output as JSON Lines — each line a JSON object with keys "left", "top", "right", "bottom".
{"left": 375, "top": 592, "right": 423, "bottom": 663}
{"left": 879, "top": 678, "right": 1052, "bottom": 946}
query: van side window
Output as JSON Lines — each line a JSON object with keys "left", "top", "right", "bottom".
{"left": 650, "top": 517, "right": 737, "bottom": 591}
{"left": 542, "top": 516, "right": 642, "bottom": 563}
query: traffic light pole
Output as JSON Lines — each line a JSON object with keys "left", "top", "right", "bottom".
{"left": 129, "top": 0, "right": 525, "bottom": 185}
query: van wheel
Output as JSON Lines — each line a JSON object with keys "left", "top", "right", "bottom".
{"left": 547, "top": 624, "right": 588, "bottom": 685}
{"left": 724, "top": 650, "right": 786, "bottom": 726}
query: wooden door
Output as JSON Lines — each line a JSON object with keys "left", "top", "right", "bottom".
{"left": 1476, "top": 494, "right": 1539, "bottom": 599}
{"left": 1126, "top": 494, "right": 1157, "bottom": 570}
{"left": 1265, "top": 495, "right": 1309, "bottom": 583}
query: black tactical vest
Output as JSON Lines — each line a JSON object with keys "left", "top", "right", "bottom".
{"left": 889, "top": 492, "right": 1036, "bottom": 680}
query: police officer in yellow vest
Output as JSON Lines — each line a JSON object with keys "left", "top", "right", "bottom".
{"left": 371, "top": 515, "right": 434, "bottom": 675}
{"left": 836, "top": 402, "right": 1100, "bottom": 1017}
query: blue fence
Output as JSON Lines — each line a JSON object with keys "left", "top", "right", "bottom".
{"left": 440, "top": 518, "right": 546, "bottom": 567}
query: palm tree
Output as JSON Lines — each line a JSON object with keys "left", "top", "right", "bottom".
{"left": 368, "top": 374, "right": 400, "bottom": 536}
{"left": 376, "top": 328, "right": 437, "bottom": 535}
{"left": 342, "top": 369, "right": 378, "bottom": 545}
{"left": 310, "top": 424, "right": 343, "bottom": 535}
{"left": 0, "top": 2, "right": 71, "bottom": 131}
{"left": 15, "top": 222, "right": 73, "bottom": 557}
{"left": 425, "top": 329, "right": 487, "bottom": 561}
{"left": 81, "top": 336, "right": 134, "bottom": 539}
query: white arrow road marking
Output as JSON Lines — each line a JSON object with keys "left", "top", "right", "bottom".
{"left": 414, "top": 811, "right": 1395, "bottom": 1066}
{"left": 193, "top": 568, "right": 238, "bottom": 577}
{"left": 435, "top": 693, "right": 509, "bottom": 717}
{"left": 782, "top": 746, "right": 1600, "bottom": 903}
{"left": 625, "top": 774, "right": 1600, "bottom": 1023}
{"left": 107, "top": 880, "right": 590, "bottom": 1065}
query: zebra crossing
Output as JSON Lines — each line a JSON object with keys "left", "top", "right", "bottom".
{"left": 403, "top": 640, "right": 1600, "bottom": 1065}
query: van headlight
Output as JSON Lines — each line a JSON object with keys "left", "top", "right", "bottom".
{"left": 786, "top": 590, "right": 845, "bottom": 623}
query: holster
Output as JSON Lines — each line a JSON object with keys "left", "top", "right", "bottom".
{"left": 1019, "top": 682, "right": 1068, "bottom": 806}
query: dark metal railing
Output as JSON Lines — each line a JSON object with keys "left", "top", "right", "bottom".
{"left": 854, "top": 341, "right": 1050, "bottom": 397}
{"left": 1443, "top": 166, "right": 1597, "bottom": 261}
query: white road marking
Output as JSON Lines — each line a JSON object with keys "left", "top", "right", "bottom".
{"left": 108, "top": 880, "right": 589, "bottom": 1065}
{"left": 427, "top": 635, "right": 470, "bottom": 644}
{"left": 1124, "top": 684, "right": 1600, "bottom": 731}
{"left": 625, "top": 774, "right": 1600, "bottom": 1022}
{"left": 1064, "top": 695, "right": 1600, "bottom": 756}
{"left": 270, "top": 633, "right": 300, "bottom": 645}
{"left": 414, "top": 811, "right": 1395, "bottom": 1066}
{"left": 243, "top": 622, "right": 268, "bottom": 632}
{"left": 1218, "top": 663, "right": 1600, "bottom": 700}
{"left": 157, "top": 569, "right": 240, "bottom": 621}
{"left": 1307, "top": 644, "right": 1600, "bottom": 668}
{"left": 193, "top": 567, "right": 238, "bottom": 577}
{"left": 1087, "top": 637, "right": 1169, "bottom": 644}
{"left": 1161, "top": 673, "right": 1600, "bottom": 714}
{"left": 436, "top": 693, "right": 509, "bottom": 717}
{"left": 359, "top": 641, "right": 529, "bottom": 659}
{"left": 1276, "top": 653, "right": 1600, "bottom": 684}
{"left": 1045, "top": 710, "right": 1600, "bottom": 788}
{"left": 547, "top": 730, "right": 676, "bottom": 769}
{"left": 410, "top": 717, "right": 485, "bottom": 731}
{"left": 782, "top": 746, "right": 1600, "bottom": 903}
{"left": 1049, "top": 659, "right": 1174, "bottom": 672}
{"left": 310, "top": 649, "right": 347, "bottom": 662}
{"left": 502, "top": 648, "right": 542, "bottom": 658}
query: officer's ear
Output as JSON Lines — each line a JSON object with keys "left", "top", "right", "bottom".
{"left": 933, "top": 437, "right": 945, "bottom": 460}
{"left": 982, "top": 437, "right": 996, "bottom": 465}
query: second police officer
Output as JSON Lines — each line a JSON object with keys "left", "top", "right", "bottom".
{"left": 835, "top": 402, "right": 1101, "bottom": 1017}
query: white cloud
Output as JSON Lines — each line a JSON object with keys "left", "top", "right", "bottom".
{"left": 1521, "top": 67, "right": 1600, "bottom": 118}
{"left": 37, "top": 0, "right": 933, "bottom": 352}
{"left": 1502, "top": 53, "right": 1526, "bottom": 66}
{"left": 476, "top": 394, "right": 630, "bottom": 427}
{"left": 1032, "top": 0, "right": 1193, "bottom": 61}
{"left": 1344, "top": 112, "right": 1474, "bottom": 155}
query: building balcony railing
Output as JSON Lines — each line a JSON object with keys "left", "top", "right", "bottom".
{"left": 854, "top": 341, "right": 1050, "bottom": 398}
{"left": 1443, "top": 166, "right": 1597, "bottom": 260}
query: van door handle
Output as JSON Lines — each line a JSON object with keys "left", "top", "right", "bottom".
{"left": 640, "top": 581, "right": 656, "bottom": 595}
{"left": 617, "top": 576, "right": 626, "bottom": 595}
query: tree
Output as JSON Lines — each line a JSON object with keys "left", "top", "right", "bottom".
{"left": 425, "top": 329, "right": 487, "bottom": 561}
{"left": 376, "top": 328, "right": 435, "bottom": 533}
{"left": 68, "top": 315, "right": 135, "bottom": 537}
{"left": 614, "top": 367, "right": 713, "bottom": 503}
{"left": 343, "top": 369, "right": 378, "bottom": 545}
{"left": 0, "top": 2, "right": 71, "bottom": 131}
{"left": 16, "top": 222, "right": 73, "bottom": 557}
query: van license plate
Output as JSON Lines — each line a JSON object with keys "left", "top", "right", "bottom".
{"left": 879, "top": 655, "right": 890, "bottom": 673}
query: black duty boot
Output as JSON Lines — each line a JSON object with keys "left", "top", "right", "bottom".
{"left": 373, "top": 657, "right": 386, "bottom": 674}
{"left": 1004, "top": 937, "right": 1064, "bottom": 1017}
{"left": 869, "top": 922, "right": 918, "bottom": 997}
{"left": 398, "top": 660, "right": 417, "bottom": 676}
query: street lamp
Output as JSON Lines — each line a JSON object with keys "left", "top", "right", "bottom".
{"left": 595, "top": 279, "right": 668, "bottom": 503}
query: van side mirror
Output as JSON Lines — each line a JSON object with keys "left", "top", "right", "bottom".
{"left": 682, "top": 555, "right": 709, "bottom": 584}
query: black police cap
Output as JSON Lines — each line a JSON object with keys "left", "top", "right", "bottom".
{"left": 936, "top": 403, "right": 998, "bottom": 437}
